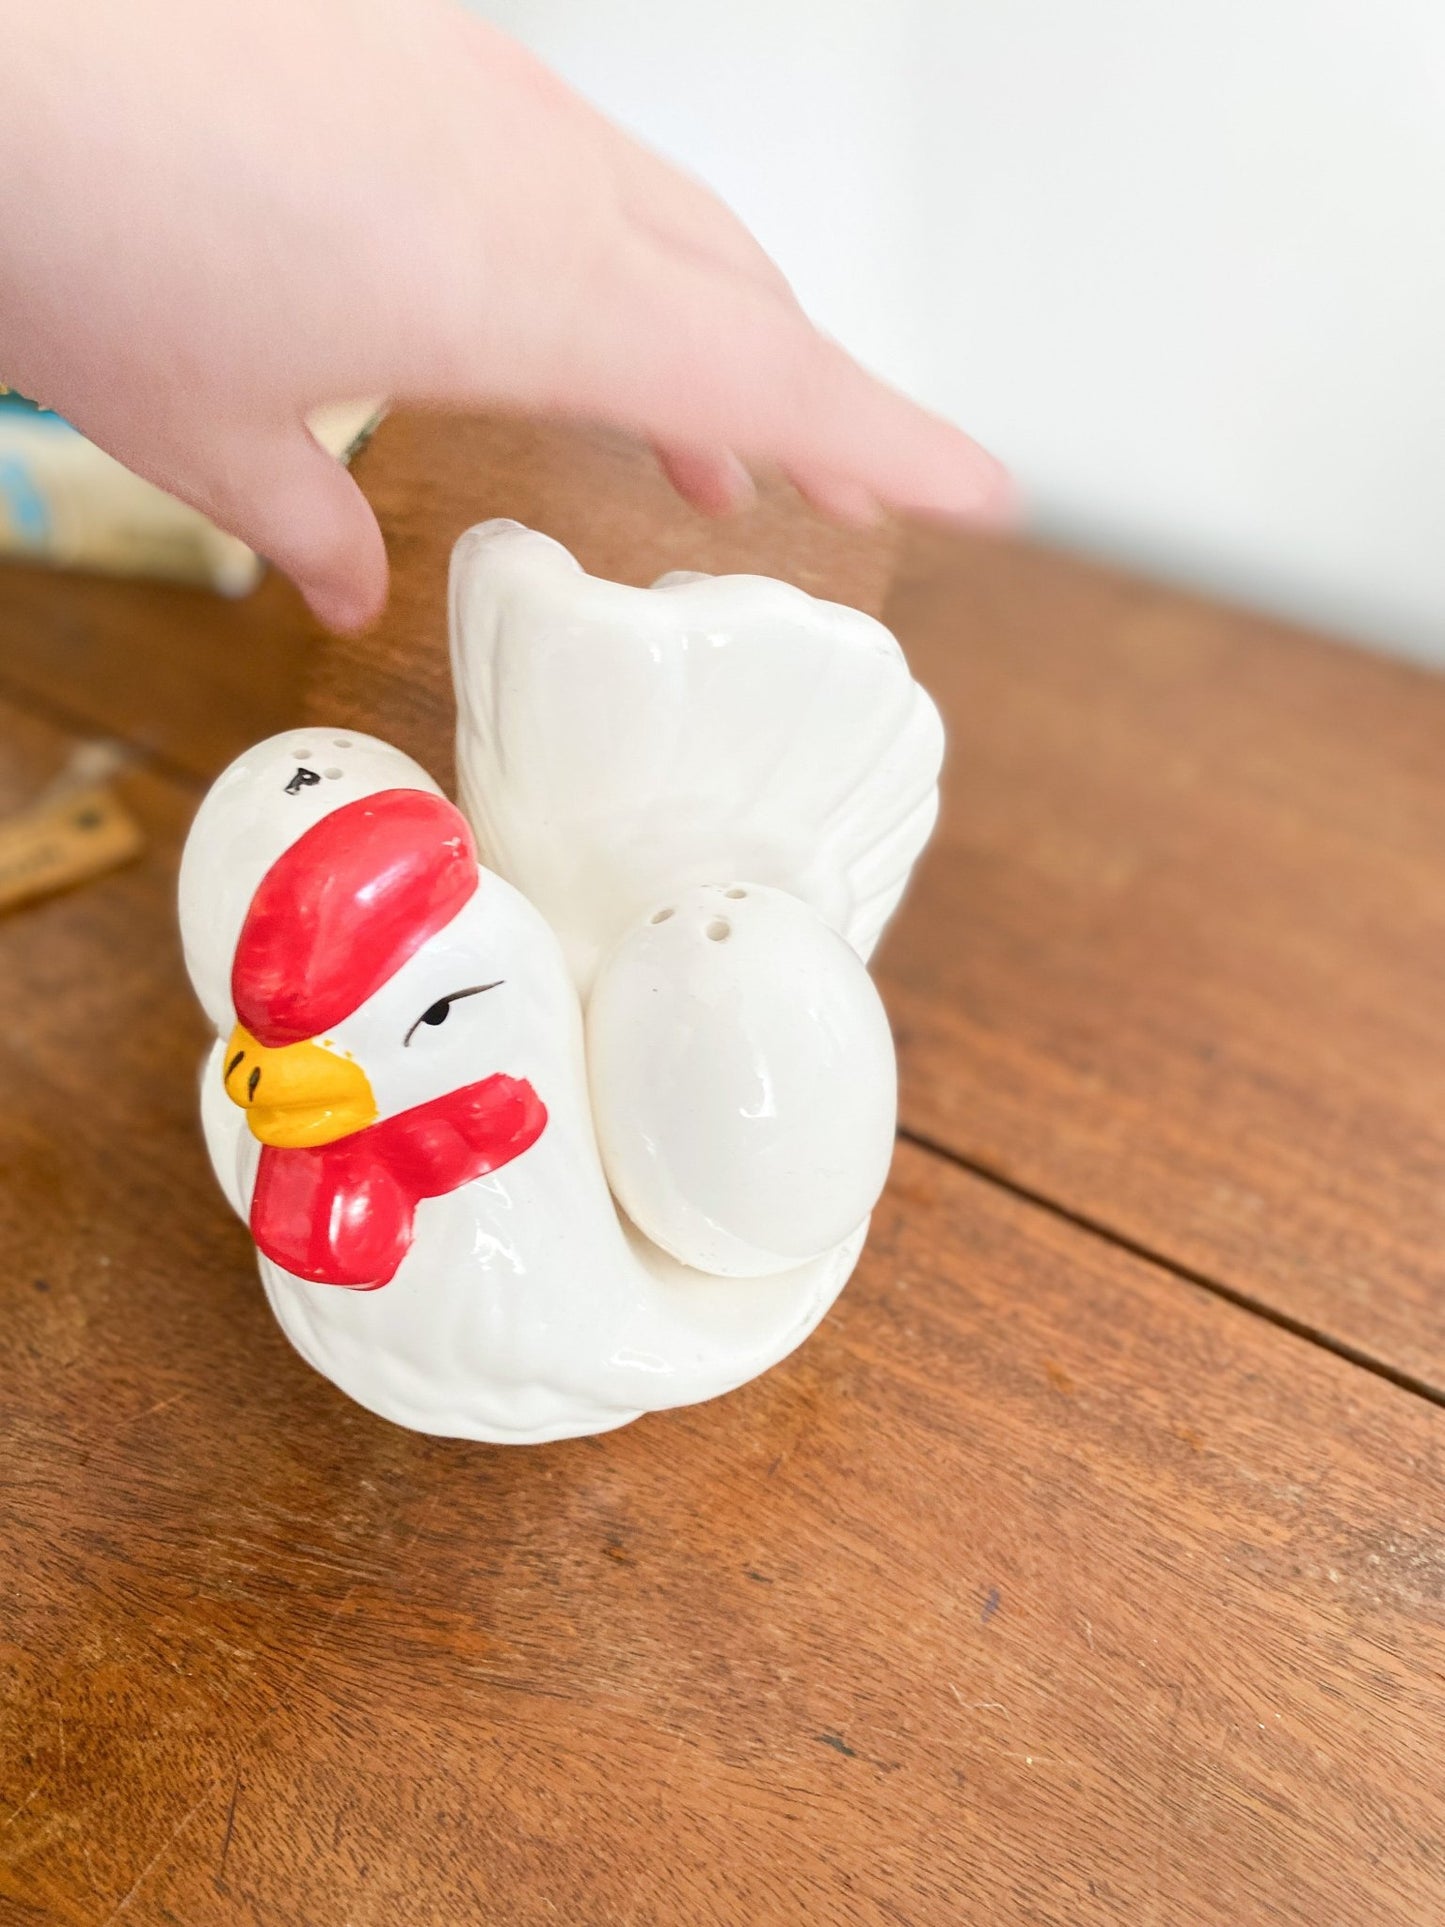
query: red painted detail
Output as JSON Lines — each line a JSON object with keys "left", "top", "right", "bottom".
{"left": 232, "top": 790, "right": 478, "bottom": 1048}
{"left": 248, "top": 1076, "right": 548, "bottom": 1289}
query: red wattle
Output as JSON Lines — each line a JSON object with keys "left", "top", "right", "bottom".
{"left": 249, "top": 1075, "right": 548, "bottom": 1290}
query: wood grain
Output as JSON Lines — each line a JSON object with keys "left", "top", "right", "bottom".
{"left": 0, "top": 556, "right": 312, "bottom": 785}
{"left": 878, "top": 529, "right": 1445, "bottom": 1394}
{"left": 2, "top": 701, "right": 1444, "bottom": 1925}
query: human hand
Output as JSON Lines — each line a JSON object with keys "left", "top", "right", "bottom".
{"left": 0, "top": 0, "right": 1011, "bottom": 630}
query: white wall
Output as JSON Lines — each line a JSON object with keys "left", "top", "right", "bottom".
{"left": 480, "top": 1, "right": 1445, "bottom": 663}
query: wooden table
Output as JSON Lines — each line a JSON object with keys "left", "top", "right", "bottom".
{"left": 3, "top": 417, "right": 1444, "bottom": 1926}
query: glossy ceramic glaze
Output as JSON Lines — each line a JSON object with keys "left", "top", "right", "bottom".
{"left": 588, "top": 882, "right": 897, "bottom": 1278}
{"left": 179, "top": 522, "right": 942, "bottom": 1442}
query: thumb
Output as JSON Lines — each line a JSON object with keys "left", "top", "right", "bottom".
{"left": 188, "top": 421, "right": 388, "bottom": 633}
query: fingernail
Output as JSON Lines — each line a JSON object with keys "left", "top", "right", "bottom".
{"left": 304, "top": 577, "right": 386, "bottom": 635}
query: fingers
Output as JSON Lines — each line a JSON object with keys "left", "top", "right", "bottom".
{"left": 656, "top": 441, "right": 886, "bottom": 528}
{"left": 653, "top": 443, "right": 757, "bottom": 516}
{"left": 553, "top": 232, "right": 1014, "bottom": 527}
{"left": 782, "top": 470, "right": 884, "bottom": 527}
{"left": 189, "top": 422, "right": 388, "bottom": 632}
{"left": 618, "top": 154, "right": 813, "bottom": 522}
{"left": 424, "top": 16, "right": 1008, "bottom": 531}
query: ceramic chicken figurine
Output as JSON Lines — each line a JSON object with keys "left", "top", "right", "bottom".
{"left": 179, "top": 521, "right": 942, "bottom": 1442}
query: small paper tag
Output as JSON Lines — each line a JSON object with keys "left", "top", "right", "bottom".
{"left": 0, "top": 782, "right": 144, "bottom": 914}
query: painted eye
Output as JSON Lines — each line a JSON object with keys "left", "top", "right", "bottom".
{"left": 403, "top": 980, "right": 504, "bottom": 1046}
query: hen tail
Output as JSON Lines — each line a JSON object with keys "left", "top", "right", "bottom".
{"left": 450, "top": 521, "right": 942, "bottom": 991}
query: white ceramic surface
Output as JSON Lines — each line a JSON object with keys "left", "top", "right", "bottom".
{"left": 179, "top": 522, "right": 942, "bottom": 1442}
{"left": 588, "top": 882, "right": 898, "bottom": 1279}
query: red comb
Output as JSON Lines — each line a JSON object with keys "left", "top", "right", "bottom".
{"left": 232, "top": 789, "right": 478, "bottom": 1047}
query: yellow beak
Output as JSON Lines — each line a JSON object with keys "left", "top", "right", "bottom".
{"left": 222, "top": 1024, "right": 378, "bottom": 1148}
